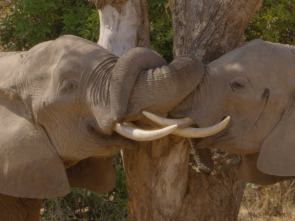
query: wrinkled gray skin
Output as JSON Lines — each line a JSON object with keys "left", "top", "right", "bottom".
{"left": 171, "top": 40, "right": 295, "bottom": 185}
{"left": 3, "top": 34, "right": 290, "bottom": 209}
{"left": 0, "top": 35, "right": 204, "bottom": 200}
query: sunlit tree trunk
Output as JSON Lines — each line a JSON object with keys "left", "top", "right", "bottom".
{"left": 92, "top": 0, "right": 149, "bottom": 55}
{"left": 94, "top": 0, "right": 262, "bottom": 220}
{"left": 170, "top": 1, "right": 262, "bottom": 220}
{"left": 171, "top": 0, "right": 262, "bottom": 63}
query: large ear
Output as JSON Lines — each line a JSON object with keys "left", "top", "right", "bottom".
{"left": 0, "top": 91, "right": 69, "bottom": 199}
{"left": 238, "top": 153, "right": 291, "bottom": 185}
{"left": 66, "top": 157, "right": 115, "bottom": 193}
{"left": 257, "top": 104, "right": 295, "bottom": 176}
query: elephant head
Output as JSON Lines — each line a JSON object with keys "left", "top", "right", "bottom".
{"left": 144, "top": 40, "right": 295, "bottom": 185}
{"left": 0, "top": 35, "right": 228, "bottom": 199}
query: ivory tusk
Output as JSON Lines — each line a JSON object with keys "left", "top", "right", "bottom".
{"left": 142, "top": 111, "right": 194, "bottom": 128}
{"left": 113, "top": 123, "right": 178, "bottom": 141}
{"left": 143, "top": 111, "right": 230, "bottom": 138}
{"left": 172, "top": 116, "right": 230, "bottom": 138}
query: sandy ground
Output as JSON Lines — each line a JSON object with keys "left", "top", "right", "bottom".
{"left": 238, "top": 207, "right": 295, "bottom": 221}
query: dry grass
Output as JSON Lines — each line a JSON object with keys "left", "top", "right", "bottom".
{"left": 239, "top": 180, "right": 295, "bottom": 221}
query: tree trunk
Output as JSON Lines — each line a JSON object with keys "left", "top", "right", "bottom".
{"left": 124, "top": 135, "right": 190, "bottom": 220}
{"left": 124, "top": 1, "right": 263, "bottom": 220}
{"left": 93, "top": 0, "right": 150, "bottom": 55}
{"left": 96, "top": 0, "right": 262, "bottom": 220}
{"left": 171, "top": 0, "right": 262, "bottom": 63}
{"left": 170, "top": 1, "right": 262, "bottom": 220}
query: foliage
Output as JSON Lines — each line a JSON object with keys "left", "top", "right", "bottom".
{"left": 0, "top": 0, "right": 175, "bottom": 60}
{"left": 148, "top": 0, "right": 173, "bottom": 62}
{"left": 245, "top": 0, "right": 295, "bottom": 44}
{"left": 40, "top": 154, "right": 128, "bottom": 221}
{"left": 0, "top": 0, "right": 99, "bottom": 51}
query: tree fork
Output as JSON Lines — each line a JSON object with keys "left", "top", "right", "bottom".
{"left": 95, "top": 0, "right": 263, "bottom": 220}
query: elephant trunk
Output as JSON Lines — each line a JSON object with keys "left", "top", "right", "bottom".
{"left": 111, "top": 47, "right": 205, "bottom": 123}
{"left": 110, "top": 48, "right": 167, "bottom": 122}
{"left": 128, "top": 56, "right": 204, "bottom": 120}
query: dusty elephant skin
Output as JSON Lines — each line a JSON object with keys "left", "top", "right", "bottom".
{"left": 168, "top": 40, "right": 295, "bottom": 185}
{"left": 3, "top": 34, "right": 291, "bottom": 220}
{"left": 0, "top": 35, "right": 210, "bottom": 220}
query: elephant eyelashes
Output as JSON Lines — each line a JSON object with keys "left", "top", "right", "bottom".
{"left": 60, "top": 79, "right": 78, "bottom": 93}
{"left": 229, "top": 77, "right": 247, "bottom": 92}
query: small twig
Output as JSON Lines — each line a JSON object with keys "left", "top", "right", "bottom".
{"left": 0, "top": 0, "right": 10, "bottom": 7}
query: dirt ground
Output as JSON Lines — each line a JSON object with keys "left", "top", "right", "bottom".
{"left": 238, "top": 207, "right": 295, "bottom": 221}
{"left": 238, "top": 206, "right": 295, "bottom": 221}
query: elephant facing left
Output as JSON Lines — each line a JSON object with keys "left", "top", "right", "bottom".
{"left": 0, "top": 35, "right": 227, "bottom": 220}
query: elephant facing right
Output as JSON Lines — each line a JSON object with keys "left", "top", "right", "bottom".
{"left": 145, "top": 39, "right": 295, "bottom": 185}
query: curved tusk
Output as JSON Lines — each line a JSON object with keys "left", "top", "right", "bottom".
{"left": 142, "top": 111, "right": 230, "bottom": 138}
{"left": 113, "top": 123, "right": 178, "bottom": 141}
{"left": 172, "top": 116, "right": 230, "bottom": 138}
{"left": 143, "top": 111, "right": 194, "bottom": 128}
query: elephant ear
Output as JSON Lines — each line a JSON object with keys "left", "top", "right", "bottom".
{"left": 67, "top": 157, "right": 115, "bottom": 193}
{"left": 0, "top": 91, "right": 69, "bottom": 199}
{"left": 238, "top": 153, "right": 291, "bottom": 185}
{"left": 257, "top": 105, "right": 295, "bottom": 176}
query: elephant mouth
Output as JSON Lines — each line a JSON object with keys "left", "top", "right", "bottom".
{"left": 88, "top": 124, "right": 101, "bottom": 136}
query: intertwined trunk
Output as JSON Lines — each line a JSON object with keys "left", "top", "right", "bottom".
{"left": 96, "top": 0, "right": 262, "bottom": 220}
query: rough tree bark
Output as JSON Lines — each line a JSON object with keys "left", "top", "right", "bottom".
{"left": 92, "top": 0, "right": 150, "bottom": 55}
{"left": 95, "top": 0, "right": 262, "bottom": 220}
{"left": 168, "top": 1, "right": 263, "bottom": 220}
{"left": 171, "top": 0, "right": 262, "bottom": 63}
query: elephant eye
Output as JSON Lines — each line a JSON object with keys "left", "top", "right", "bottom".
{"left": 229, "top": 77, "right": 247, "bottom": 92}
{"left": 60, "top": 79, "right": 78, "bottom": 93}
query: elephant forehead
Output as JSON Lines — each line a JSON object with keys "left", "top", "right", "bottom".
{"left": 27, "top": 35, "right": 115, "bottom": 66}
{"left": 22, "top": 35, "right": 118, "bottom": 86}
{"left": 210, "top": 39, "right": 295, "bottom": 72}
{"left": 209, "top": 40, "right": 295, "bottom": 89}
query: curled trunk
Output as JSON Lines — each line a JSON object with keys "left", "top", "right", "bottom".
{"left": 110, "top": 47, "right": 167, "bottom": 122}
{"left": 111, "top": 47, "right": 205, "bottom": 123}
{"left": 128, "top": 56, "right": 204, "bottom": 119}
